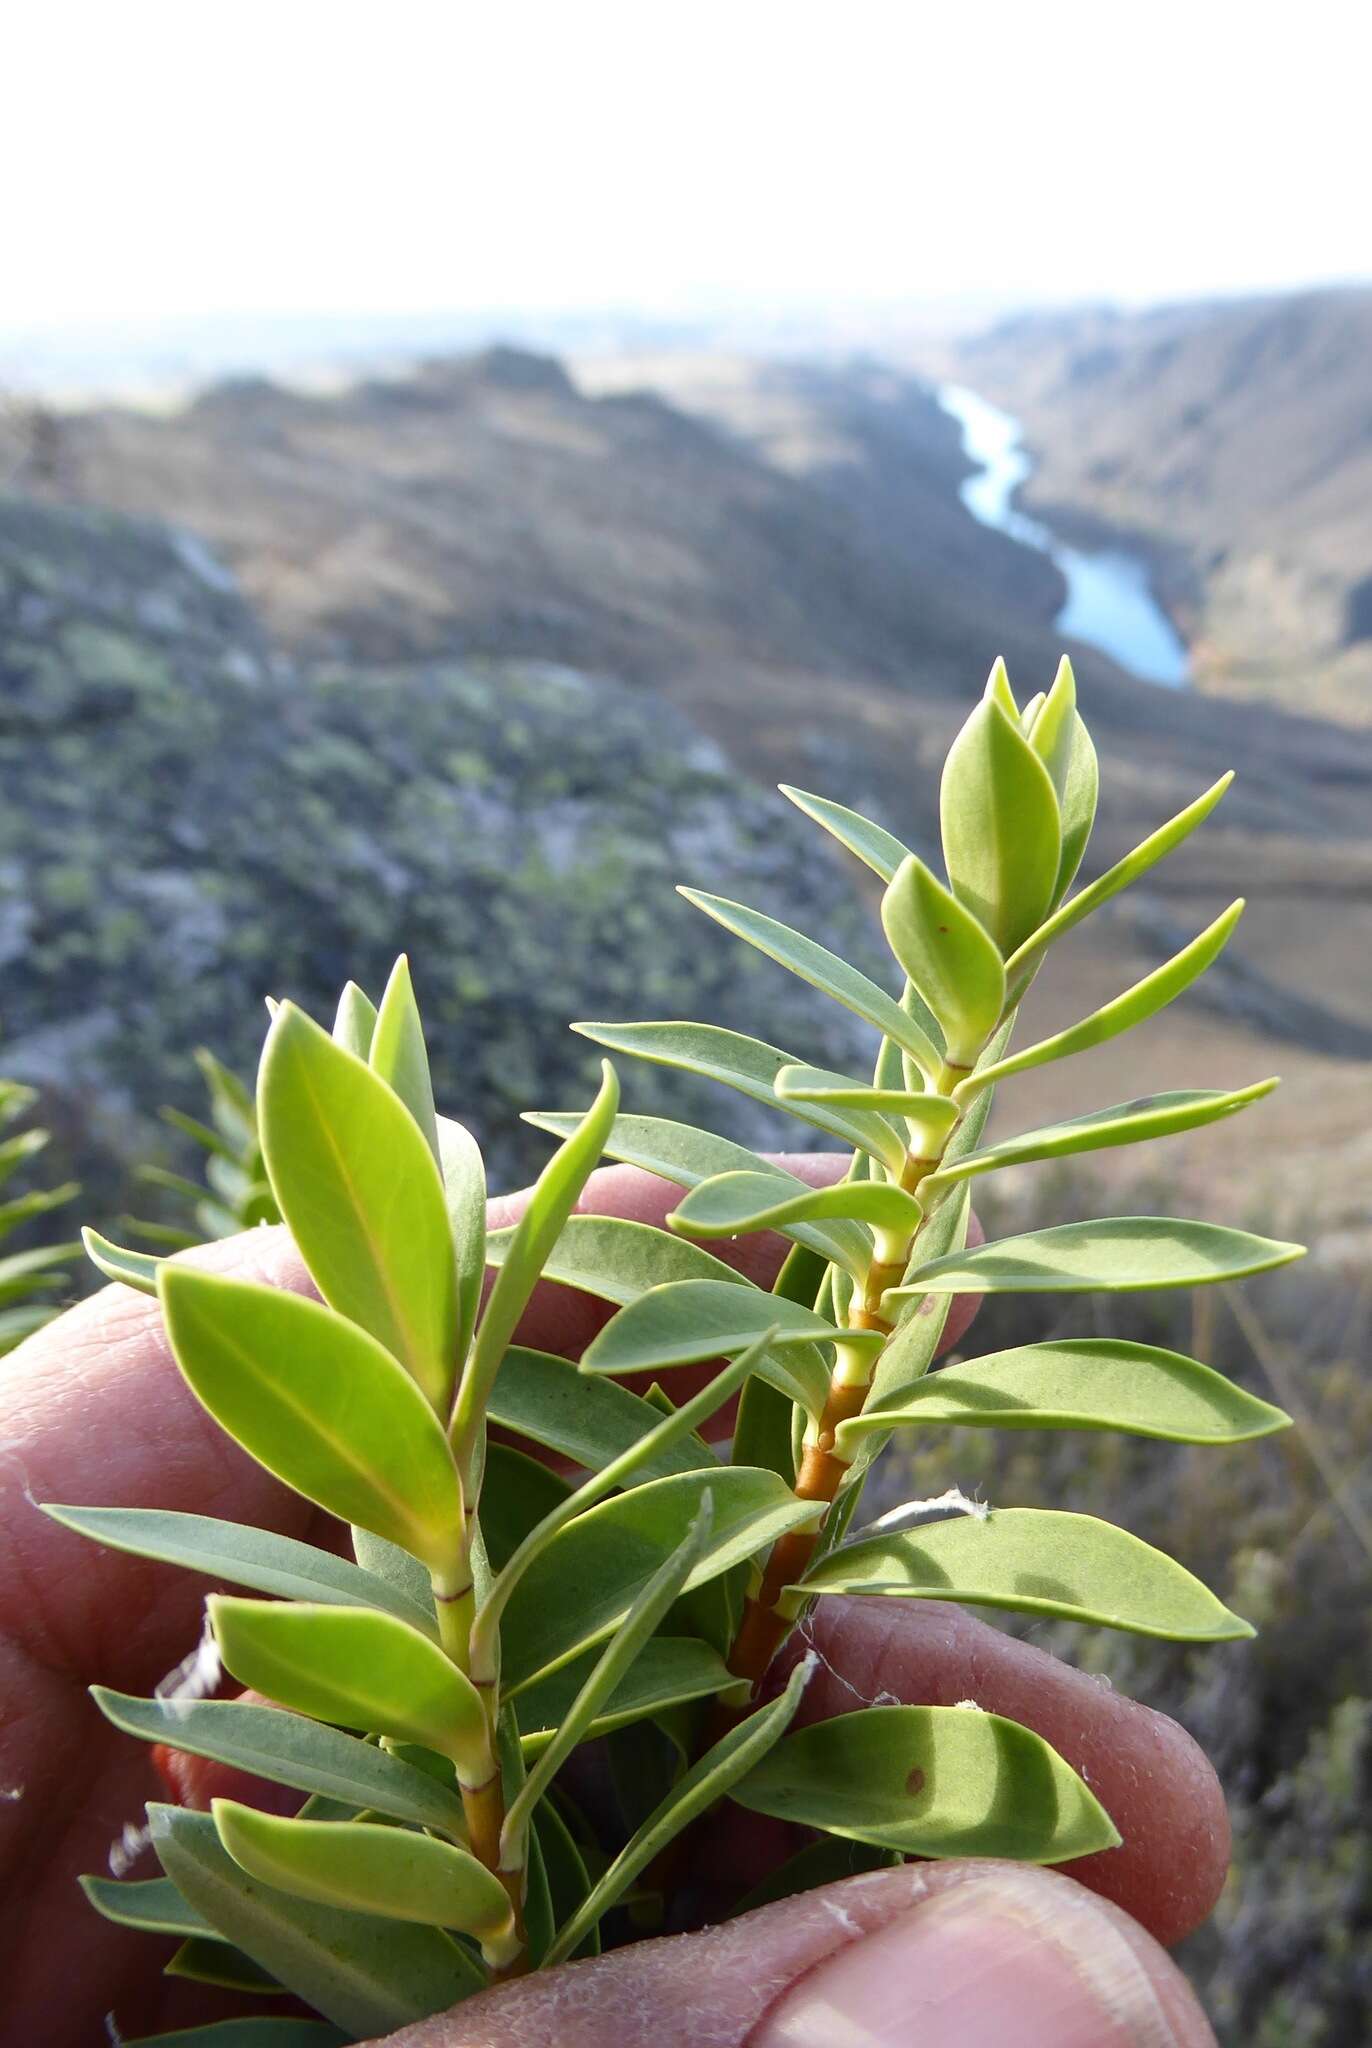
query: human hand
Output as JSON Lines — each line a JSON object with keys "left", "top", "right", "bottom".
{"left": 0, "top": 1157, "right": 1224, "bottom": 2046}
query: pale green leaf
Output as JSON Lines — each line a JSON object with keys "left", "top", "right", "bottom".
{"left": 93, "top": 1691, "right": 470, "bottom": 1834}
{"left": 258, "top": 1002, "right": 458, "bottom": 1409}
{"left": 331, "top": 980, "right": 378, "bottom": 1060}
{"left": 670, "top": 1169, "right": 919, "bottom": 1259}
{"left": 209, "top": 1599, "right": 490, "bottom": 1780}
{"left": 892, "top": 1216, "right": 1304, "bottom": 1296}
{"left": 437, "top": 1113, "right": 487, "bottom": 1367}
{"left": 489, "top": 1345, "right": 715, "bottom": 1479}
{"left": 880, "top": 856, "right": 1006, "bottom": 1067}
{"left": 485, "top": 1211, "right": 748, "bottom": 1306}
{"left": 368, "top": 955, "right": 441, "bottom": 1163}
{"left": 799, "top": 1505, "right": 1253, "bottom": 1639}
{"left": 517, "top": 1637, "right": 738, "bottom": 1755}
{"left": 940, "top": 690, "right": 1062, "bottom": 955}
{"left": 81, "top": 1873, "right": 220, "bottom": 1941}
{"left": 966, "top": 901, "right": 1246, "bottom": 1096}
{"left": 734, "top": 1703, "right": 1119, "bottom": 1861}
{"left": 571, "top": 1020, "right": 908, "bottom": 1172}
{"left": 778, "top": 784, "right": 913, "bottom": 882}
{"left": 157, "top": 1267, "right": 465, "bottom": 1575}
{"left": 927, "top": 1080, "right": 1279, "bottom": 1192}
{"left": 82, "top": 1226, "right": 161, "bottom": 1296}
{"left": 1006, "top": 771, "right": 1233, "bottom": 995}
{"left": 164, "top": 1936, "right": 285, "bottom": 1995}
{"left": 774, "top": 1065, "right": 961, "bottom": 1134}
{"left": 501, "top": 1466, "right": 818, "bottom": 1691}
{"left": 839, "top": 1337, "right": 1291, "bottom": 1449}
{"left": 214, "top": 1802, "right": 511, "bottom": 1940}
{"left": 149, "top": 1804, "right": 479, "bottom": 2036}
{"left": 679, "top": 889, "right": 942, "bottom": 1080}
{"left": 42, "top": 1504, "right": 438, "bottom": 1636}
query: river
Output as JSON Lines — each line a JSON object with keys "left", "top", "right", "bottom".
{"left": 938, "top": 383, "right": 1190, "bottom": 688}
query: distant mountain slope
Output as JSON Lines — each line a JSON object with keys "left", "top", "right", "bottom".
{"left": 937, "top": 287, "right": 1372, "bottom": 723}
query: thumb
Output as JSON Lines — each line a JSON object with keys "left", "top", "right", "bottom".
{"left": 371, "top": 1861, "right": 1216, "bottom": 2047}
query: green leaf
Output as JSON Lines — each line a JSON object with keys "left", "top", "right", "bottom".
{"left": 1025, "top": 657, "right": 1097, "bottom": 903}
{"left": 984, "top": 653, "right": 1020, "bottom": 717}
{"left": 678, "top": 889, "right": 942, "bottom": 1080}
{"left": 437, "top": 1113, "right": 487, "bottom": 1367}
{"left": 119, "top": 2023, "right": 348, "bottom": 2048}
{"left": 501, "top": 1467, "right": 819, "bottom": 1691}
{"left": 0, "top": 1242, "right": 80, "bottom": 1303}
{"left": 150, "top": 1805, "right": 479, "bottom": 2036}
{"left": 517, "top": 1637, "right": 738, "bottom": 1755}
{"left": 503, "top": 1497, "right": 722, "bottom": 1851}
{"left": 571, "top": 1020, "right": 907, "bottom": 1173}
{"left": 927, "top": 1081, "right": 1279, "bottom": 1192}
{"left": 579, "top": 1279, "right": 877, "bottom": 1414}
{"left": 544, "top": 1655, "right": 812, "bottom": 1966}
{"left": 368, "top": 955, "right": 441, "bottom": 1163}
{"left": 213, "top": 1802, "right": 512, "bottom": 1942}
{"left": 799, "top": 1506, "right": 1253, "bottom": 1639}
{"left": 257, "top": 1002, "right": 458, "bottom": 1410}
{"left": 42, "top": 1505, "right": 438, "bottom": 1635}
{"left": 532, "top": 1799, "right": 599, "bottom": 1960}
{"left": 940, "top": 687, "right": 1062, "bottom": 955}
{"left": 778, "top": 783, "right": 913, "bottom": 882}
{"left": 453, "top": 1063, "right": 619, "bottom": 1471}
{"left": 485, "top": 1211, "right": 748, "bottom": 1306}
{"left": 331, "top": 979, "right": 378, "bottom": 1059}
{"left": 773, "top": 1064, "right": 960, "bottom": 1129}
{"left": 93, "top": 1691, "right": 471, "bottom": 1834}
{"left": 1006, "top": 771, "right": 1233, "bottom": 995}
{"left": 209, "top": 1599, "right": 490, "bottom": 1781}
{"left": 670, "top": 1170, "right": 919, "bottom": 1263}
{"left": 733, "top": 1704, "right": 1119, "bottom": 1861}
{"left": 82, "top": 1226, "right": 161, "bottom": 1296}
{"left": 489, "top": 1345, "right": 716, "bottom": 1479}
{"left": 81, "top": 1873, "right": 220, "bottom": 1941}
{"left": 349, "top": 1525, "right": 436, "bottom": 1625}
{"left": 838, "top": 1338, "right": 1291, "bottom": 1449}
{"left": 480, "top": 1443, "right": 573, "bottom": 1572}
{"left": 880, "top": 856, "right": 1006, "bottom": 1066}
{"left": 165, "top": 1936, "right": 286, "bottom": 1995}
{"left": 522, "top": 1112, "right": 868, "bottom": 1273}
{"left": 891, "top": 1216, "right": 1304, "bottom": 1296}
{"left": 966, "top": 901, "right": 1246, "bottom": 1096}
{"left": 156, "top": 1267, "right": 465, "bottom": 1575}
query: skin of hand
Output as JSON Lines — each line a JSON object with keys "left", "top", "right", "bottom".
{"left": 0, "top": 1155, "right": 1224, "bottom": 2048}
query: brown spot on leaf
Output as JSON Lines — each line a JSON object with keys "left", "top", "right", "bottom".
{"left": 905, "top": 1766, "right": 926, "bottom": 1796}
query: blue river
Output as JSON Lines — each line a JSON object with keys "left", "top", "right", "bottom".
{"left": 939, "top": 383, "right": 1190, "bottom": 688}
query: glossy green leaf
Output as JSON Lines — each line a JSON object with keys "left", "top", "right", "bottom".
{"left": 453, "top": 1063, "right": 618, "bottom": 1471}
{"left": 579, "top": 1279, "right": 876, "bottom": 1414}
{"left": 503, "top": 1497, "right": 720, "bottom": 1851}
{"left": 257, "top": 1003, "right": 458, "bottom": 1409}
{"left": 517, "top": 1637, "right": 738, "bottom": 1754}
{"left": 157, "top": 1268, "right": 465, "bottom": 1574}
{"left": 82, "top": 1226, "right": 161, "bottom": 1296}
{"left": 571, "top": 1020, "right": 908, "bottom": 1172}
{"left": 1005, "top": 771, "right": 1233, "bottom": 995}
{"left": 331, "top": 979, "right": 378, "bottom": 1060}
{"left": 490, "top": 1345, "right": 715, "bottom": 1479}
{"left": 799, "top": 1506, "right": 1253, "bottom": 1640}
{"left": 501, "top": 1466, "right": 818, "bottom": 1691}
{"left": 368, "top": 955, "right": 441, "bottom": 1163}
{"left": 436, "top": 1112, "right": 487, "bottom": 1368}
{"left": 209, "top": 1600, "right": 490, "bottom": 1780}
{"left": 544, "top": 1655, "right": 811, "bottom": 1966}
{"left": 940, "top": 687, "right": 1062, "bottom": 956}
{"left": 81, "top": 1873, "right": 220, "bottom": 1941}
{"left": 778, "top": 783, "right": 912, "bottom": 882}
{"left": 734, "top": 1703, "right": 1119, "bottom": 1861}
{"left": 839, "top": 1338, "right": 1291, "bottom": 1448}
{"left": 150, "top": 1804, "right": 479, "bottom": 2036}
{"left": 891, "top": 1216, "right": 1304, "bottom": 1296}
{"left": 93, "top": 1691, "right": 470, "bottom": 1835}
{"left": 214, "top": 1802, "right": 512, "bottom": 1941}
{"left": 967, "top": 901, "right": 1246, "bottom": 1096}
{"left": 679, "top": 889, "right": 942, "bottom": 1080}
{"left": 42, "top": 1504, "right": 438, "bottom": 1636}
{"left": 881, "top": 856, "right": 1005, "bottom": 1066}
{"left": 670, "top": 1169, "right": 919, "bottom": 1259}
{"left": 486, "top": 1211, "right": 746, "bottom": 1306}
{"left": 927, "top": 1081, "right": 1278, "bottom": 1192}
{"left": 120, "top": 2022, "right": 347, "bottom": 2048}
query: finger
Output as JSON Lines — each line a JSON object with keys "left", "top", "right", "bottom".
{"left": 372, "top": 1861, "right": 1216, "bottom": 2048}
{"left": 758, "top": 1597, "right": 1230, "bottom": 1948}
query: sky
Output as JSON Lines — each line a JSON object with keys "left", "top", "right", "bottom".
{"left": 4, "top": 0, "right": 1369, "bottom": 339}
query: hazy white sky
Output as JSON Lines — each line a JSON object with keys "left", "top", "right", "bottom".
{"left": 4, "top": 0, "right": 1368, "bottom": 332}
